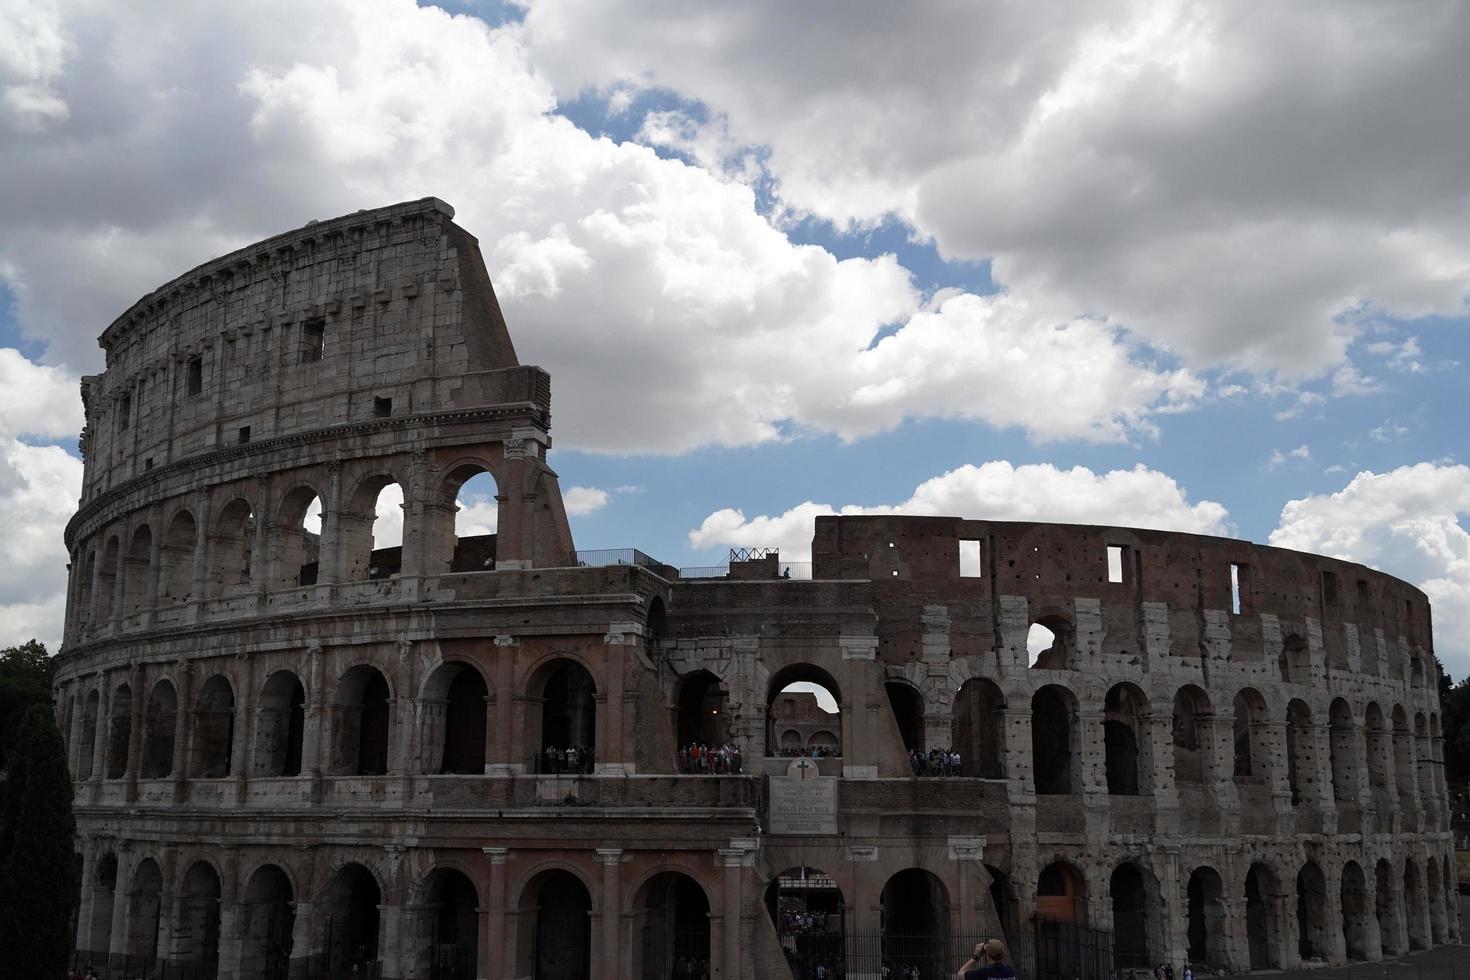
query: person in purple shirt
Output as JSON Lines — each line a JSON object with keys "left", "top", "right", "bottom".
{"left": 958, "top": 939, "right": 1017, "bottom": 980}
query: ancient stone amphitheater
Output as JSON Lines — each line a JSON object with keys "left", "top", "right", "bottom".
{"left": 52, "top": 199, "right": 1456, "bottom": 980}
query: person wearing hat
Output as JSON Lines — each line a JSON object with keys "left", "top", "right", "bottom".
{"left": 958, "top": 938, "right": 1017, "bottom": 980}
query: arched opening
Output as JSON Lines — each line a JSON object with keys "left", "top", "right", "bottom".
{"left": 1036, "top": 862, "right": 1085, "bottom": 924}
{"left": 1104, "top": 683, "right": 1149, "bottom": 796}
{"left": 1028, "top": 615, "right": 1072, "bottom": 669}
{"left": 1172, "top": 686, "right": 1211, "bottom": 785}
{"left": 1404, "top": 859, "right": 1428, "bottom": 950}
{"left": 518, "top": 869, "right": 591, "bottom": 980}
{"left": 1426, "top": 857, "right": 1447, "bottom": 945}
{"left": 1032, "top": 685, "right": 1076, "bottom": 794}
{"left": 1280, "top": 633, "right": 1308, "bottom": 683}
{"left": 240, "top": 865, "right": 294, "bottom": 980}
{"left": 192, "top": 674, "right": 236, "bottom": 779}
{"left": 636, "top": 872, "right": 711, "bottom": 980}
{"left": 105, "top": 682, "right": 133, "bottom": 779}
{"left": 84, "top": 852, "right": 118, "bottom": 955}
{"left": 1244, "top": 864, "right": 1283, "bottom": 970}
{"left": 254, "top": 671, "right": 306, "bottom": 777}
{"left": 78, "top": 690, "right": 99, "bottom": 780}
{"left": 1286, "top": 699, "right": 1315, "bottom": 806}
{"left": 884, "top": 681, "right": 926, "bottom": 757}
{"left": 126, "top": 857, "right": 164, "bottom": 959}
{"left": 1392, "top": 705, "right": 1416, "bottom": 803}
{"left": 97, "top": 535, "right": 120, "bottom": 620}
{"left": 122, "top": 524, "right": 153, "bottom": 616}
{"left": 1329, "top": 699, "right": 1357, "bottom": 802}
{"left": 208, "top": 498, "right": 256, "bottom": 597}
{"left": 337, "top": 666, "right": 391, "bottom": 776}
{"left": 266, "top": 488, "right": 321, "bottom": 590}
{"left": 527, "top": 659, "right": 597, "bottom": 774}
{"left": 159, "top": 510, "right": 198, "bottom": 606}
{"left": 1341, "top": 861, "right": 1370, "bottom": 960}
{"left": 764, "top": 866, "right": 844, "bottom": 972}
{"left": 766, "top": 665, "right": 842, "bottom": 758}
{"left": 1296, "top": 861, "right": 1328, "bottom": 961}
{"left": 952, "top": 678, "right": 1005, "bottom": 778}
{"left": 427, "top": 662, "right": 489, "bottom": 775}
{"left": 341, "top": 474, "right": 404, "bottom": 581}
{"left": 1110, "top": 863, "right": 1161, "bottom": 970}
{"left": 414, "top": 868, "right": 479, "bottom": 979}
{"left": 1186, "top": 866, "right": 1229, "bottom": 972}
{"left": 676, "top": 671, "right": 732, "bottom": 772}
{"left": 140, "top": 680, "right": 177, "bottom": 779}
{"left": 433, "top": 465, "right": 501, "bottom": 574}
{"left": 322, "top": 863, "right": 381, "bottom": 974}
{"left": 1365, "top": 703, "right": 1390, "bottom": 792}
{"left": 986, "top": 865, "right": 1020, "bottom": 942}
{"left": 175, "top": 861, "right": 221, "bottom": 972}
{"left": 881, "top": 868, "right": 951, "bottom": 978}
{"left": 1375, "top": 859, "right": 1400, "bottom": 956}
{"left": 1232, "top": 689, "right": 1269, "bottom": 779}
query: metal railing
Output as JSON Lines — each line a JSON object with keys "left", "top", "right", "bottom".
{"left": 573, "top": 548, "right": 666, "bottom": 570}
{"left": 676, "top": 561, "right": 814, "bottom": 580}
{"left": 70, "top": 950, "right": 218, "bottom": 979}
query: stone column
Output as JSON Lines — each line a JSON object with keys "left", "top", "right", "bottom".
{"left": 489, "top": 637, "right": 519, "bottom": 774}
{"left": 142, "top": 514, "right": 164, "bottom": 627}
{"left": 1078, "top": 708, "right": 1109, "bottom": 834}
{"left": 301, "top": 645, "right": 327, "bottom": 783}
{"left": 67, "top": 684, "right": 87, "bottom": 779}
{"left": 595, "top": 849, "right": 624, "bottom": 975}
{"left": 1264, "top": 721, "right": 1294, "bottom": 816}
{"left": 598, "top": 626, "right": 633, "bottom": 774}
{"left": 188, "top": 490, "right": 210, "bottom": 622}
{"left": 317, "top": 461, "right": 344, "bottom": 587}
{"left": 841, "top": 635, "right": 879, "bottom": 779}
{"left": 481, "top": 847, "right": 509, "bottom": 980}
{"left": 1322, "top": 865, "right": 1347, "bottom": 965}
{"left": 109, "top": 845, "right": 133, "bottom": 956}
{"left": 1382, "top": 878, "right": 1407, "bottom": 955}
{"left": 124, "top": 664, "right": 145, "bottom": 802}
{"left": 74, "top": 839, "right": 99, "bottom": 956}
{"left": 232, "top": 655, "right": 255, "bottom": 800}
{"left": 170, "top": 663, "right": 193, "bottom": 802}
{"left": 289, "top": 900, "right": 316, "bottom": 980}
{"left": 1147, "top": 713, "right": 1178, "bottom": 829}
{"left": 717, "top": 840, "right": 757, "bottom": 980}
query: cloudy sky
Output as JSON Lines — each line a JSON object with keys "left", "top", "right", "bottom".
{"left": 2, "top": 0, "right": 1469, "bottom": 673}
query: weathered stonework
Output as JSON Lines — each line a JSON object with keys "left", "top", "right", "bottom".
{"left": 53, "top": 200, "right": 1457, "bottom": 980}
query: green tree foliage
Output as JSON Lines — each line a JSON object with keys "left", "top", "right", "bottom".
{"left": 0, "top": 639, "right": 57, "bottom": 769}
{"left": 1438, "top": 660, "right": 1470, "bottom": 795}
{"left": 0, "top": 704, "right": 79, "bottom": 977}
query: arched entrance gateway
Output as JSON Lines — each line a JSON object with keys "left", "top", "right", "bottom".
{"left": 528, "top": 659, "right": 597, "bottom": 773}
{"left": 517, "top": 869, "right": 592, "bottom": 980}
{"left": 1186, "top": 867, "right": 1229, "bottom": 972}
{"left": 635, "top": 872, "right": 711, "bottom": 980}
{"left": 880, "top": 869, "right": 951, "bottom": 979}
{"left": 408, "top": 868, "right": 479, "bottom": 979}
{"left": 766, "top": 665, "right": 843, "bottom": 758}
{"left": 765, "top": 866, "right": 844, "bottom": 975}
{"left": 239, "top": 865, "right": 293, "bottom": 980}
{"left": 1109, "top": 863, "right": 1161, "bottom": 970}
{"left": 1244, "top": 864, "right": 1284, "bottom": 970}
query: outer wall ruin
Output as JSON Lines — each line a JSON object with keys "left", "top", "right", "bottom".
{"left": 53, "top": 199, "right": 1457, "bottom": 980}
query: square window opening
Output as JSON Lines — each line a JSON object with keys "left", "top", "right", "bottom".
{"left": 299, "top": 319, "right": 325, "bottom": 364}
{"left": 1107, "top": 545, "right": 1126, "bottom": 584}
{"left": 1321, "top": 570, "right": 1338, "bottom": 605}
{"left": 1357, "top": 578, "right": 1370, "bottom": 604}
{"left": 186, "top": 355, "right": 203, "bottom": 396}
{"left": 238, "top": 426, "right": 251, "bottom": 444}
{"left": 373, "top": 396, "right": 392, "bottom": 418}
{"left": 144, "top": 457, "right": 154, "bottom": 471}
{"left": 117, "top": 394, "right": 131, "bottom": 431}
{"left": 959, "top": 539, "right": 982, "bottom": 578}
{"left": 1230, "top": 562, "right": 1249, "bottom": 615}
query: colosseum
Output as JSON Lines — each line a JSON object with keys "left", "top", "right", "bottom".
{"left": 52, "top": 198, "right": 1457, "bottom": 980}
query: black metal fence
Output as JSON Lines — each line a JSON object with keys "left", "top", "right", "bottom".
{"left": 69, "top": 950, "right": 218, "bottom": 979}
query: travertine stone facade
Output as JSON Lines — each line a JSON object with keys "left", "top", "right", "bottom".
{"left": 53, "top": 200, "right": 1456, "bottom": 980}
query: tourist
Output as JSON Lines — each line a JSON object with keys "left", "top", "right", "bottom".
{"left": 958, "top": 938, "right": 1016, "bottom": 980}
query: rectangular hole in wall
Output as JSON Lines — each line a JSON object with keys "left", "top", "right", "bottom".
{"left": 117, "top": 393, "right": 131, "bottom": 431}
{"left": 1107, "top": 545, "right": 1126, "bottom": 584}
{"left": 238, "top": 426, "right": 251, "bottom": 444}
{"left": 1230, "top": 562, "right": 1247, "bottom": 615}
{"left": 373, "top": 396, "right": 392, "bottom": 418}
{"left": 144, "top": 457, "right": 153, "bottom": 471}
{"left": 959, "top": 539, "right": 982, "bottom": 578}
{"left": 186, "top": 355, "right": 203, "bottom": 396}
{"left": 299, "top": 319, "right": 325, "bottom": 364}
{"left": 1321, "top": 570, "right": 1338, "bottom": 605}
{"left": 1357, "top": 578, "right": 1370, "bottom": 605}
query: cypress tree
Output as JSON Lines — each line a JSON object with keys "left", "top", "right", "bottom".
{"left": 0, "top": 703, "right": 78, "bottom": 978}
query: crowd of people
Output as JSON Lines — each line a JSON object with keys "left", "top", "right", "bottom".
{"left": 778, "top": 908, "right": 841, "bottom": 936}
{"left": 909, "top": 747, "right": 962, "bottom": 776}
{"left": 541, "top": 744, "right": 594, "bottom": 774}
{"left": 678, "top": 742, "right": 744, "bottom": 774}
{"left": 774, "top": 744, "right": 839, "bottom": 758}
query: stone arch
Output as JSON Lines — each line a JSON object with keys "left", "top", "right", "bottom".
{"left": 1037, "top": 860, "right": 1086, "bottom": 924}
{"left": 406, "top": 866, "right": 480, "bottom": 979}
{"left": 1186, "top": 865, "right": 1229, "bottom": 972}
{"left": 174, "top": 860, "right": 222, "bottom": 969}
{"left": 158, "top": 508, "right": 198, "bottom": 606}
{"left": 139, "top": 678, "right": 178, "bottom": 779}
{"left": 881, "top": 868, "right": 951, "bottom": 975}
{"left": 427, "top": 459, "right": 504, "bottom": 575}
{"left": 320, "top": 861, "right": 383, "bottom": 973}
{"left": 526, "top": 657, "right": 597, "bottom": 773}
{"left": 105, "top": 680, "right": 133, "bottom": 779}
{"left": 97, "top": 534, "right": 121, "bottom": 619}
{"left": 240, "top": 864, "right": 295, "bottom": 980}
{"left": 335, "top": 664, "right": 392, "bottom": 776}
{"left": 1032, "top": 684, "right": 1078, "bottom": 795}
{"left": 986, "top": 864, "right": 1020, "bottom": 940}
{"left": 1104, "top": 682, "right": 1151, "bottom": 796}
{"left": 1244, "top": 862, "right": 1285, "bottom": 970}
{"left": 192, "top": 673, "right": 236, "bottom": 778}
{"left": 1110, "top": 861, "right": 1163, "bottom": 969}
{"left": 1285, "top": 699, "right": 1316, "bottom": 806}
{"left": 766, "top": 663, "right": 842, "bottom": 758}
{"left": 1172, "top": 685, "right": 1212, "bottom": 785}
{"left": 1340, "top": 860, "right": 1371, "bottom": 960}
{"left": 1297, "top": 861, "right": 1329, "bottom": 961}
{"left": 779, "top": 729, "right": 802, "bottom": 752}
{"left": 952, "top": 677, "right": 1005, "bottom": 778}
{"left": 207, "top": 496, "right": 257, "bottom": 597}
{"left": 78, "top": 689, "right": 99, "bottom": 779}
{"left": 632, "top": 871, "right": 712, "bottom": 980}
{"left": 1392, "top": 705, "right": 1416, "bottom": 803}
{"left": 125, "top": 856, "right": 164, "bottom": 959}
{"left": 1280, "top": 633, "right": 1309, "bottom": 683}
{"left": 1403, "top": 857, "right": 1428, "bottom": 950}
{"left": 422, "top": 659, "right": 490, "bottom": 774}
{"left": 675, "top": 669, "right": 729, "bottom": 754}
{"left": 254, "top": 670, "right": 306, "bottom": 777}
{"left": 341, "top": 469, "right": 407, "bottom": 582}
{"left": 764, "top": 865, "right": 845, "bottom": 961}
{"left": 265, "top": 485, "right": 321, "bottom": 590}
{"left": 1329, "top": 698, "right": 1358, "bottom": 802}
{"left": 514, "top": 867, "right": 593, "bottom": 980}
{"left": 1232, "top": 688, "right": 1269, "bottom": 779}
{"left": 1364, "top": 702, "right": 1390, "bottom": 791}
{"left": 121, "top": 523, "right": 153, "bottom": 616}
{"left": 1028, "top": 611, "right": 1074, "bottom": 669}
{"left": 884, "top": 680, "right": 926, "bottom": 755}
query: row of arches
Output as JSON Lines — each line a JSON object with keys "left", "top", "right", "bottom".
{"left": 71, "top": 461, "right": 502, "bottom": 633}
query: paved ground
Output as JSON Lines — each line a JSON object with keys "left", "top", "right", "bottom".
{"left": 1216, "top": 942, "right": 1469, "bottom": 980}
